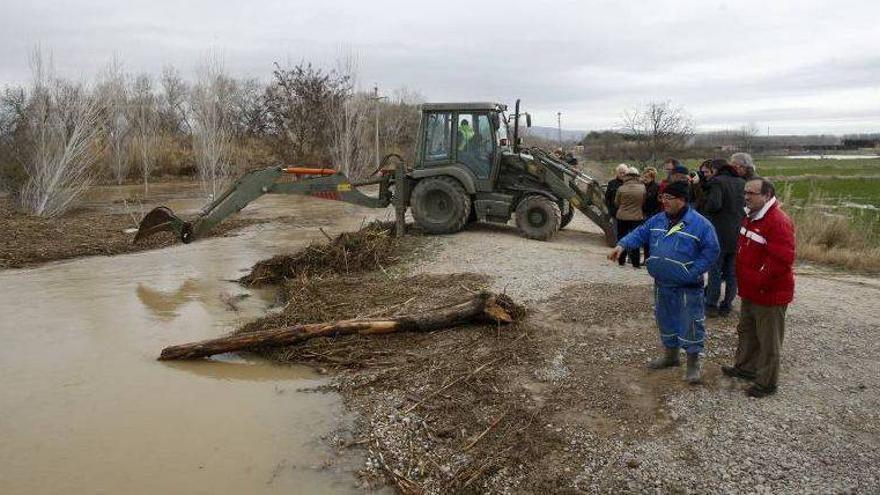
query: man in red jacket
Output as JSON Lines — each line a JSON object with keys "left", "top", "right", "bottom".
{"left": 723, "top": 178, "right": 796, "bottom": 398}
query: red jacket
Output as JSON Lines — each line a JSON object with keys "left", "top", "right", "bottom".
{"left": 736, "top": 198, "right": 796, "bottom": 306}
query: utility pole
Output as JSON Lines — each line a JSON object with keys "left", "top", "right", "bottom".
{"left": 557, "top": 112, "right": 562, "bottom": 148}
{"left": 370, "top": 85, "right": 388, "bottom": 170}
{"left": 374, "top": 85, "right": 381, "bottom": 171}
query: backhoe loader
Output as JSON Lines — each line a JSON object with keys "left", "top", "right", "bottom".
{"left": 135, "top": 100, "right": 615, "bottom": 246}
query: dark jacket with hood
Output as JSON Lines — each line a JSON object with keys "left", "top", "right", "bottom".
{"left": 605, "top": 177, "right": 624, "bottom": 218}
{"left": 704, "top": 165, "right": 746, "bottom": 253}
{"left": 643, "top": 180, "right": 661, "bottom": 217}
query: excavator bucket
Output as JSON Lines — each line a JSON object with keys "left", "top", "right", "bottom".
{"left": 134, "top": 206, "right": 193, "bottom": 244}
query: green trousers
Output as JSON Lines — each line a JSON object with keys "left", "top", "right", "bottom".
{"left": 734, "top": 299, "right": 788, "bottom": 388}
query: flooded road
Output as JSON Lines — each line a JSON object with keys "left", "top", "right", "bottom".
{"left": 0, "top": 192, "right": 391, "bottom": 494}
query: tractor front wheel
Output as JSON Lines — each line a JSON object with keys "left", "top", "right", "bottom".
{"left": 411, "top": 177, "right": 471, "bottom": 234}
{"left": 515, "top": 195, "right": 561, "bottom": 241}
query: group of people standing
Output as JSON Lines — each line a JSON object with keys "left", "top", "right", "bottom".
{"left": 605, "top": 153, "right": 796, "bottom": 398}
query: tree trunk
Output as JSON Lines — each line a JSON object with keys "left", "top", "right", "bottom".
{"left": 158, "top": 292, "right": 520, "bottom": 360}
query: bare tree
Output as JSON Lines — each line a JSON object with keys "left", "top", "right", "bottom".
{"left": 331, "top": 93, "right": 374, "bottom": 177}
{"left": 621, "top": 101, "right": 694, "bottom": 166}
{"left": 159, "top": 65, "right": 191, "bottom": 134}
{"left": 326, "top": 50, "right": 421, "bottom": 178}
{"left": 264, "top": 61, "right": 350, "bottom": 163}
{"left": 327, "top": 52, "right": 371, "bottom": 177}
{"left": 191, "top": 53, "right": 233, "bottom": 198}
{"left": 129, "top": 74, "right": 160, "bottom": 196}
{"left": 0, "top": 86, "right": 29, "bottom": 194}
{"left": 17, "top": 48, "right": 103, "bottom": 217}
{"left": 229, "top": 77, "right": 268, "bottom": 138}
{"left": 737, "top": 122, "right": 760, "bottom": 153}
{"left": 97, "top": 56, "right": 130, "bottom": 184}
{"left": 380, "top": 86, "right": 422, "bottom": 162}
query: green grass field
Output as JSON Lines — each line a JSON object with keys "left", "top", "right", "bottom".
{"left": 596, "top": 157, "right": 880, "bottom": 208}
{"left": 752, "top": 157, "right": 880, "bottom": 178}
{"left": 754, "top": 157, "right": 880, "bottom": 208}
{"left": 677, "top": 157, "right": 880, "bottom": 178}
{"left": 777, "top": 178, "right": 880, "bottom": 207}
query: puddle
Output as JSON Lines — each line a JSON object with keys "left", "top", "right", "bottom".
{"left": 0, "top": 192, "right": 394, "bottom": 493}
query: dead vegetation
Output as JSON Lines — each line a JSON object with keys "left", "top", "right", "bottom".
{"left": 238, "top": 270, "right": 555, "bottom": 492}
{"left": 239, "top": 221, "right": 404, "bottom": 286}
{"left": 783, "top": 189, "right": 880, "bottom": 273}
{"left": 232, "top": 225, "right": 710, "bottom": 493}
{"left": 0, "top": 198, "right": 261, "bottom": 269}
{"left": 238, "top": 271, "right": 691, "bottom": 492}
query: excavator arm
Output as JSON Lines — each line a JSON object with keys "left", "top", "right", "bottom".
{"left": 523, "top": 148, "right": 616, "bottom": 246}
{"left": 134, "top": 165, "right": 395, "bottom": 244}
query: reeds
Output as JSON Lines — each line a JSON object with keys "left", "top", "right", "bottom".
{"left": 782, "top": 185, "right": 880, "bottom": 273}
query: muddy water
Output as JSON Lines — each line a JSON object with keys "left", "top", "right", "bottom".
{"left": 0, "top": 193, "right": 392, "bottom": 494}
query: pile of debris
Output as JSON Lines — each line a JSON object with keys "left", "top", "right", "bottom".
{"left": 240, "top": 221, "right": 403, "bottom": 286}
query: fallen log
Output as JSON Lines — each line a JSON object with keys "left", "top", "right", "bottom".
{"left": 159, "top": 291, "right": 522, "bottom": 360}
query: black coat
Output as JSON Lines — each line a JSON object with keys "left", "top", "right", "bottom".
{"left": 605, "top": 178, "right": 624, "bottom": 218}
{"left": 643, "top": 181, "right": 660, "bottom": 217}
{"left": 704, "top": 167, "right": 746, "bottom": 253}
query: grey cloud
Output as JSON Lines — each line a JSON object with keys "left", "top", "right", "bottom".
{"left": 1, "top": 0, "right": 878, "bottom": 134}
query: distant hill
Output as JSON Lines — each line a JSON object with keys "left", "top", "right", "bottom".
{"left": 525, "top": 126, "right": 587, "bottom": 142}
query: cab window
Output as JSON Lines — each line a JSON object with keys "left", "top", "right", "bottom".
{"left": 456, "top": 113, "right": 494, "bottom": 179}
{"left": 495, "top": 115, "right": 509, "bottom": 147}
{"left": 424, "top": 112, "right": 452, "bottom": 162}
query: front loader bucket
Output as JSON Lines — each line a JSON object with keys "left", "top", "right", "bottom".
{"left": 134, "top": 206, "right": 193, "bottom": 244}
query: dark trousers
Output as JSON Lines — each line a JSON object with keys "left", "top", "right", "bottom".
{"left": 734, "top": 299, "right": 788, "bottom": 388}
{"left": 616, "top": 219, "right": 643, "bottom": 267}
{"left": 706, "top": 251, "right": 737, "bottom": 311}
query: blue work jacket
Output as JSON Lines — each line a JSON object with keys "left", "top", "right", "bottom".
{"left": 619, "top": 207, "right": 720, "bottom": 288}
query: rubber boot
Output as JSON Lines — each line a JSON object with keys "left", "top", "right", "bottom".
{"left": 685, "top": 353, "right": 701, "bottom": 384}
{"left": 646, "top": 347, "right": 680, "bottom": 369}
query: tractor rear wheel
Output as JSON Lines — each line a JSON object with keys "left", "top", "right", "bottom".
{"left": 560, "top": 201, "right": 575, "bottom": 229}
{"left": 411, "top": 177, "right": 471, "bottom": 234}
{"left": 515, "top": 195, "right": 561, "bottom": 241}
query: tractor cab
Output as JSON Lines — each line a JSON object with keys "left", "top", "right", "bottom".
{"left": 414, "top": 102, "right": 513, "bottom": 192}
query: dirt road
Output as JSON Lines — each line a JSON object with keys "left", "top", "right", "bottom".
{"left": 396, "top": 215, "right": 880, "bottom": 492}
{"left": 273, "top": 213, "right": 879, "bottom": 493}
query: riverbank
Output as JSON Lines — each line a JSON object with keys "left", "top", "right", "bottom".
{"left": 236, "top": 217, "right": 880, "bottom": 493}
{"left": 0, "top": 197, "right": 262, "bottom": 268}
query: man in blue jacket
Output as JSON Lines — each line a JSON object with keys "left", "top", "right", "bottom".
{"left": 608, "top": 181, "right": 720, "bottom": 383}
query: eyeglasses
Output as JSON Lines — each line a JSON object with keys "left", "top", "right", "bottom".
{"left": 659, "top": 194, "right": 677, "bottom": 201}
{"left": 744, "top": 191, "right": 761, "bottom": 196}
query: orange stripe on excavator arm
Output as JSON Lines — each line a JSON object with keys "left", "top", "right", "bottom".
{"left": 282, "top": 167, "right": 337, "bottom": 176}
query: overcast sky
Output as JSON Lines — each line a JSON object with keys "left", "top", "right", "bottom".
{"left": 2, "top": 0, "right": 878, "bottom": 134}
